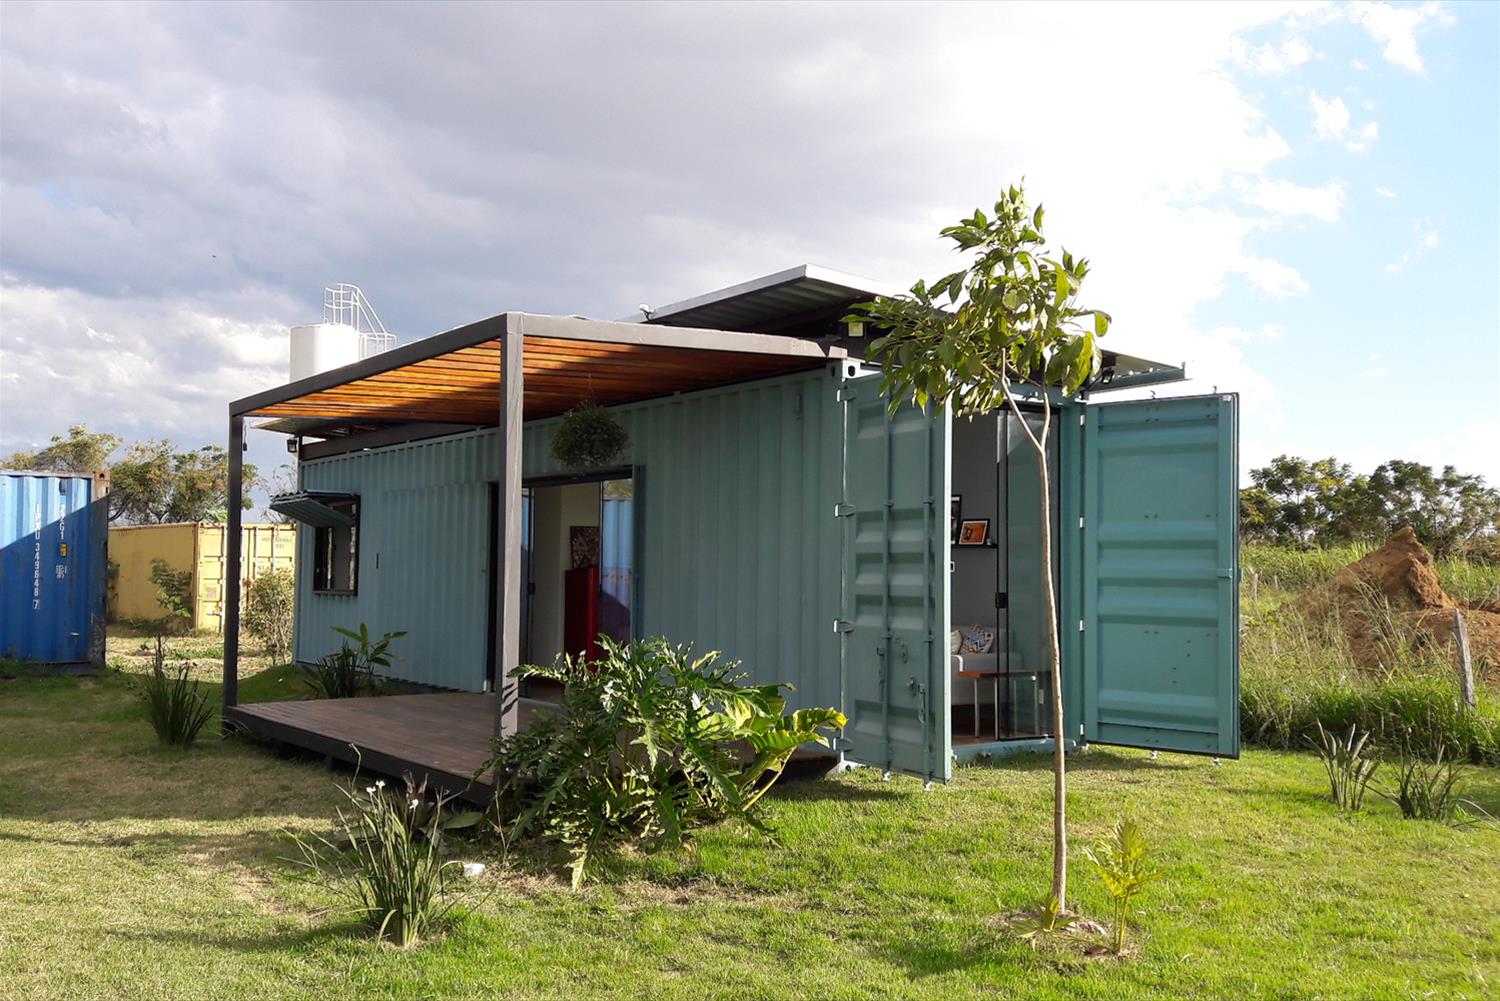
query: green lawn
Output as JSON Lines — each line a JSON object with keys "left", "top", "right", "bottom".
{"left": 2, "top": 667, "right": 1497, "bottom": 1000}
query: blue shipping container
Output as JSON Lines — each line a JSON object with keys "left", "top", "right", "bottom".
{"left": 0, "top": 471, "right": 109, "bottom": 666}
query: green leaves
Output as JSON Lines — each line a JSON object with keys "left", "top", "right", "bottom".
{"left": 483, "top": 637, "right": 845, "bottom": 887}
{"left": 849, "top": 181, "right": 1107, "bottom": 419}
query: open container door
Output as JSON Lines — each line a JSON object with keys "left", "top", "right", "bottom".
{"left": 1077, "top": 394, "right": 1239, "bottom": 757}
{"left": 837, "top": 372, "right": 952, "bottom": 782}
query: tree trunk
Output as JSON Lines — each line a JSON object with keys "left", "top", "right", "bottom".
{"left": 1003, "top": 388, "right": 1066, "bottom": 914}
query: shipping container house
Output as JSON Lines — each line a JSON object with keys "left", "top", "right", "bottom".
{"left": 0, "top": 470, "right": 110, "bottom": 668}
{"left": 222, "top": 267, "right": 1238, "bottom": 794}
{"left": 109, "top": 522, "right": 296, "bottom": 632}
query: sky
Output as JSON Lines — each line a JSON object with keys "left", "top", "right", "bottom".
{"left": 1, "top": 1, "right": 1496, "bottom": 497}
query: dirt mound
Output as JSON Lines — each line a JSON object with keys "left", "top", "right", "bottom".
{"left": 1290, "top": 527, "right": 1498, "bottom": 678}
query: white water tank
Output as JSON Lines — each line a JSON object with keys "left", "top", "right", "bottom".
{"left": 289, "top": 323, "right": 361, "bottom": 382}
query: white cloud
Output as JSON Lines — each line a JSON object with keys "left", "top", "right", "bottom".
{"left": 1239, "top": 178, "right": 1347, "bottom": 221}
{"left": 1374, "top": 186, "right": 1398, "bottom": 198}
{"left": 1309, "top": 91, "right": 1380, "bottom": 152}
{"left": 1344, "top": 0, "right": 1455, "bottom": 75}
{"left": 1358, "top": 352, "right": 1388, "bottom": 379}
{"left": 1311, "top": 92, "right": 1352, "bottom": 139}
{"left": 1383, "top": 220, "right": 1440, "bottom": 273}
{"left": 1231, "top": 35, "right": 1315, "bottom": 74}
{"left": 1236, "top": 256, "right": 1311, "bottom": 298}
{"left": 1350, "top": 57, "right": 1369, "bottom": 70}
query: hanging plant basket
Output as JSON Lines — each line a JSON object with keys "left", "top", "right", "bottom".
{"left": 551, "top": 402, "right": 630, "bottom": 470}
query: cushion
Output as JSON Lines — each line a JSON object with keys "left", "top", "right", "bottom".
{"left": 950, "top": 629, "right": 963, "bottom": 654}
{"left": 960, "top": 625, "right": 995, "bottom": 654}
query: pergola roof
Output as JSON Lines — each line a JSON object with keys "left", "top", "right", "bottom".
{"left": 232, "top": 312, "right": 848, "bottom": 425}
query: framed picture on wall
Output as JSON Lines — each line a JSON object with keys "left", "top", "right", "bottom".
{"left": 950, "top": 495, "right": 962, "bottom": 544}
{"left": 958, "top": 518, "right": 990, "bottom": 547}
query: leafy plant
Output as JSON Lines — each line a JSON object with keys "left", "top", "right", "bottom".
{"left": 550, "top": 402, "right": 630, "bottom": 470}
{"left": 1378, "top": 741, "right": 1482, "bottom": 823}
{"left": 302, "top": 645, "right": 368, "bottom": 699}
{"left": 398, "top": 772, "right": 486, "bottom": 841}
{"left": 289, "top": 778, "right": 473, "bottom": 947}
{"left": 1013, "top": 894, "right": 1079, "bottom": 945}
{"left": 149, "top": 558, "right": 194, "bottom": 635}
{"left": 1083, "top": 815, "right": 1163, "bottom": 955}
{"left": 142, "top": 660, "right": 216, "bottom": 746}
{"left": 302, "top": 624, "right": 407, "bottom": 698}
{"left": 333, "top": 623, "right": 406, "bottom": 675}
{"left": 243, "top": 568, "right": 295, "bottom": 663}
{"left": 483, "top": 636, "right": 845, "bottom": 888}
{"left": 1311, "top": 721, "right": 1379, "bottom": 813}
{"left": 852, "top": 183, "right": 1107, "bottom": 912}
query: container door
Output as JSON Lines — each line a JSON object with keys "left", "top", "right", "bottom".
{"left": 1076, "top": 394, "right": 1239, "bottom": 757}
{"left": 838, "top": 373, "right": 952, "bottom": 782}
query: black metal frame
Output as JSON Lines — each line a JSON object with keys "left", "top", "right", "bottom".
{"left": 221, "top": 311, "right": 849, "bottom": 750}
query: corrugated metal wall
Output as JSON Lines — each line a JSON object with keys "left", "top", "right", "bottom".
{"left": 0, "top": 471, "right": 109, "bottom": 666}
{"left": 294, "top": 365, "right": 847, "bottom": 707}
{"left": 109, "top": 523, "right": 296, "bottom": 631}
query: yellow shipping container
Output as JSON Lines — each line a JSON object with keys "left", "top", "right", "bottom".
{"left": 108, "top": 522, "right": 296, "bottom": 632}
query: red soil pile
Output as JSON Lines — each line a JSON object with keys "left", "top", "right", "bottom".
{"left": 1290, "top": 527, "right": 1499, "bottom": 679}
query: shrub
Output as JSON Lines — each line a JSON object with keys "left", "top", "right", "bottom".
{"left": 1378, "top": 741, "right": 1476, "bottom": 823}
{"left": 142, "top": 658, "right": 216, "bottom": 746}
{"left": 484, "top": 636, "right": 846, "bottom": 887}
{"left": 1310, "top": 721, "right": 1378, "bottom": 813}
{"left": 1083, "top": 815, "right": 1163, "bottom": 955}
{"left": 149, "top": 558, "right": 194, "bottom": 635}
{"left": 301, "top": 624, "right": 406, "bottom": 699}
{"left": 290, "top": 778, "right": 473, "bottom": 947}
{"left": 244, "top": 568, "right": 295, "bottom": 663}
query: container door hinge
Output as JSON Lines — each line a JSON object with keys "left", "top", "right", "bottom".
{"left": 836, "top": 386, "right": 856, "bottom": 403}
{"left": 1079, "top": 412, "right": 1085, "bottom": 426}
{"left": 1078, "top": 619, "right": 1085, "bottom": 633}
{"left": 833, "top": 619, "right": 854, "bottom": 634}
{"left": 1078, "top": 516, "right": 1085, "bottom": 529}
{"left": 834, "top": 502, "right": 856, "bottom": 518}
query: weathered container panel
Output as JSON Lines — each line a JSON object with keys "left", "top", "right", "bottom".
{"left": 294, "top": 364, "right": 847, "bottom": 708}
{"left": 109, "top": 523, "right": 296, "bottom": 632}
{"left": 0, "top": 471, "right": 109, "bottom": 666}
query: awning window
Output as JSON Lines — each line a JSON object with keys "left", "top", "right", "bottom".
{"left": 269, "top": 492, "right": 358, "bottom": 529}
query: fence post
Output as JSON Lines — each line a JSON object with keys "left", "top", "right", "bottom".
{"left": 1453, "top": 608, "right": 1476, "bottom": 710}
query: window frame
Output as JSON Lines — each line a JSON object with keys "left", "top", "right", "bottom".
{"left": 312, "top": 498, "right": 360, "bottom": 596}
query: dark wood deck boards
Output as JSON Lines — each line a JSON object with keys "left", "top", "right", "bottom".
{"left": 227, "top": 693, "right": 544, "bottom": 802}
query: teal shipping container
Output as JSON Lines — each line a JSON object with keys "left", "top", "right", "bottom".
{"left": 244, "top": 267, "right": 1239, "bottom": 788}
{"left": 0, "top": 470, "right": 110, "bottom": 667}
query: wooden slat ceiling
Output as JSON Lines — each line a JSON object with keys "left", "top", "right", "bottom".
{"left": 245, "top": 335, "right": 830, "bottom": 424}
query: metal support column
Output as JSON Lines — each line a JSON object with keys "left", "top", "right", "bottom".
{"left": 493, "top": 317, "right": 524, "bottom": 739}
{"left": 222, "top": 415, "right": 245, "bottom": 721}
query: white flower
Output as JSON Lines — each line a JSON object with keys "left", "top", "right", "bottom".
{"left": 374, "top": 780, "right": 386, "bottom": 789}
{"left": 365, "top": 785, "right": 376, "bottom": 794}
{"left": 410, "top": 799, "right": 420, "bottom": 810}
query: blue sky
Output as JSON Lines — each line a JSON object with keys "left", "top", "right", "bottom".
{"left": 0, "top": 1, "right": 1496, "bottom": 489}
{"left": 1200, "top": 2, "right": 1499, "bottom": 479}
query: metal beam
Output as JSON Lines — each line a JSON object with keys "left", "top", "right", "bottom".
{"left": 222, "top": 415, "right": 244, "bottom": 717}
{"left": 493, "top": 317, "right": 523, "bottom": 741}
{"left": 299, "top": 422, "right": 484, "bottom": 461}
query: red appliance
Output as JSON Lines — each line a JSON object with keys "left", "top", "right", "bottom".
{"left": 563, "top": 565, "right": 601, "bottom": 663}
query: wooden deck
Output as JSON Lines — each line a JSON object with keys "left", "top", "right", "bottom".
{"left": 226, "top": 693, "right": 545, "bottom": 802}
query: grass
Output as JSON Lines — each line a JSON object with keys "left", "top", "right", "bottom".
{"left": 1242, "top": 542, "right": 1500, "bottom": 604}
{"left": 2, "top": 665, "right": 1498, "bottom": 1000}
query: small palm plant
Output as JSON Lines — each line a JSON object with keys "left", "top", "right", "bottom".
{"left": 1311, "top": 721, "right": 1379, "bottom": 813}
{"left": 1379, "top": 740, "right": 1485, "bottom": 824}
{"left": 1083, "top": 815, "right": 1163, "bottom": 956}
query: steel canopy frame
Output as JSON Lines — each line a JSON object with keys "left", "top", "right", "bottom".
{"left": 221, "top": 311, "right": 847, "bottom": 746}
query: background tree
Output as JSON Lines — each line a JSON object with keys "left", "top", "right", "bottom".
{"left": 110, "top": 440, "right": 256, "bottom": 524}
{"left": 856, "top": 184, "right": 1108, "bottom": 920}
{"left": 4, "top": 425, "right": 119, "bottom": 474}
{"left": 1240, "top": 455, "right": 1499, "bottom": 558}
